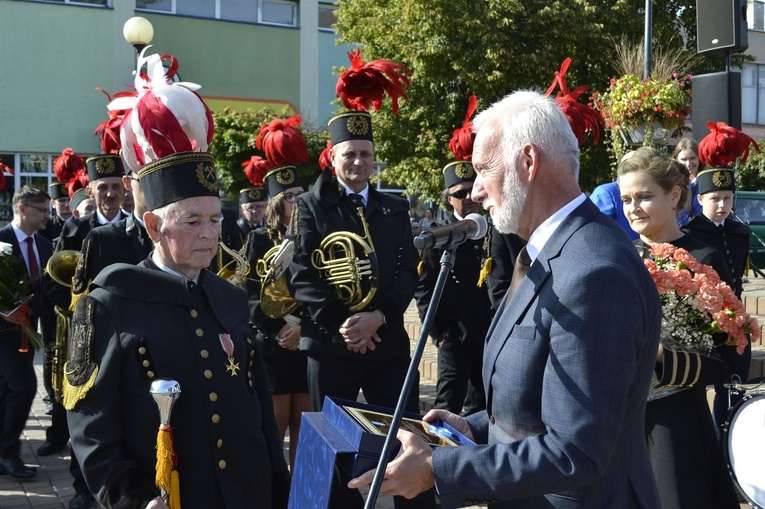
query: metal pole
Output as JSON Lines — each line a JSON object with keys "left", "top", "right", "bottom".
{"left": 644, "top": 0, "right": 653, "bottom": 79}
{"left": 363, "top": 247, "right": 457, "bottom": 508}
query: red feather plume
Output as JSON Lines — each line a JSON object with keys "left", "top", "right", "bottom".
{"left": 53, "top": 148, "right": 86, "bottom": 184}
{"left": 0, "top": 158, "right": 13, "bottom": 192}
{"left": 255, "top": 115, "right": 309, "bottom": 166}
{"left": 319, "top": 140, "right": 334, "bottom": 173}
{"left": 449, "top": 95, "right": 477, "bottom": 161}
{"left": 242, "top": 156, "right": 274, "bottom": 187}
{"left": 66, "top": 168, "right": 89, "bottom": 198}
{"left": 544, "top": 57, "right": 603, "bottom": 147}
{"left": 699, "top": 121, "right": 760, "bottom": 167}
{"left": 336, "top": 49, "right": 412, "bottom": 115}
{"left": 94, "top": 88, "right": 134, "bottom": 155}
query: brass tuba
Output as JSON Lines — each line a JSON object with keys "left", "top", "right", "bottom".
{"left": 44, "top": 249, "right": 80, "bottom": 402}
{"left": 217, "top": 242, "right": 251, "bottom": 286}
{"left": 311, "top": 207, "right": 378, "bottom": 312}
{"left": 255, "top": 241, "right": 299, "bottom": 319}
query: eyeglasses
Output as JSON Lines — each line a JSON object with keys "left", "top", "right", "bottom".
{"left": 446, "top": 188, "right": 473, "bottom": 200}
{"left": 283, "top": 191, "right": 303, "bottom": 203}
{"left": 24, "top": 203, "right": 51, "bottom": 216}
{"left": 126, "top": 175, "right": 140, "bottom": 183}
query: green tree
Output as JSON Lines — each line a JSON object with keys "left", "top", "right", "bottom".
{"left": 334, "top": 0, "right": 715, "bottom": 199}
{"left": 209, "top": 108, "right": 329, "bottom": 201}
{"left": 737, "top": 142, "right": 765, "bottom": 191}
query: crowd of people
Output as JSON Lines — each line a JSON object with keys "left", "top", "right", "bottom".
{"left": 0, "top": 47, "right": 758, "bottom": 509}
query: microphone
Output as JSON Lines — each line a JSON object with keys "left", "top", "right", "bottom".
{"left": 413, "top": 213, "right": 488, "bottom": 250}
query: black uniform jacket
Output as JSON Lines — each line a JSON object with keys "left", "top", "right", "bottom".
{"left": 244, "top": 228, "right": 302, "bottom": 359}
{"left": 66, "top": 259, "right": 289, "bottom": 509}
{"left": 485, "top": 227, "right": 527, "bottom": 310}
{"left": 39, "top": 214, "right": 68, "bottom": 243}
{"left": 289, "top": 169, "right": 419, "bottom": 360}
{"left": 683, "top": 214, "right": 751, "bottom": 297}
{"left": 72, "top": 214, "right": 153, "bottom": 293}
{"left": 415, "top": 213, "right": 492, "bottom": 345}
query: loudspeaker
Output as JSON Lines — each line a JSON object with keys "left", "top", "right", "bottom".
{"left": 691, "top": 71, "right": 742, "bottom": 141}
{"left": 696, "top": 0, "right": 748, "bottom": 56}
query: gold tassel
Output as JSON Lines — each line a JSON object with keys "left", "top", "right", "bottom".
{"left": 155, "top": 428, "right": 174, "bottom": 497}
{"left": 417, "top": 260, "right": 425, "bottom": 277}
{"left": 477, "top": 257, "right": 493, "bottom": 287}
{"left": 61, "top": 365, "right": 98, "bottom": 411}
{"left": 169, "top": 470, "right": 181, "bottom": 509}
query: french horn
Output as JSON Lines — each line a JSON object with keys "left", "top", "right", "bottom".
{"left": 255, "top": 239, "right": 299, "bottom": 319}
{"left": 311, "top": 207, "right": 378, "bottom": 312}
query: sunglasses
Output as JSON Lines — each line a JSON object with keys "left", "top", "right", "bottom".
{"left": 283, "top": 191, "right": 303, "bottom": 203}
{"left": 446, "top": 188, "right": 473, "bottom": 200}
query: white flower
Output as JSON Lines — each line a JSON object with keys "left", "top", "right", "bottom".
{"left": 0, "top": 242, "right": 12, "bottom": 256}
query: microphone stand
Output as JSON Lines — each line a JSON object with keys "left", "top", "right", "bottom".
{"left": 363, "top": 246, "right": 457, "bottom": 509}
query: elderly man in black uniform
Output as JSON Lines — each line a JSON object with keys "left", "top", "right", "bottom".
{"left": 415, "top": 160, "right": 492, "bottom": 416}
{"left": 65, "top": 151, "right": 289, "bottom": 509}
{"left": 0, "top": 186, "right": 53, "bottom": 479}
{"left": 238, "top": 186, "right": 267, "bottom": 236}
{"left": 40, "top": 182, "right": 72, "bottom": 243}
{"left": 683, "top": 165, "right": 753, "bottom": 437}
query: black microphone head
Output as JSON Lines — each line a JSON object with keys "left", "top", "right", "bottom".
{"left": 465, "top": 213, "right": 488, "bottom": 240}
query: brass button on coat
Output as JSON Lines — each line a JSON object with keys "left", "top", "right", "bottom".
{"left": 200, "top": 350, "right": 209, "bottom": 358}
{"left": 190, "top": 309, "right": 198, "bottom": 318}
{"left": 209, "top": 392, "right": 218, "bottom": 402}
{"left": 196, "top": 328, "right": 204, "bottom": 337}
{"left": 204, "top": 370, "right": 212, "bottom": 379}
{"left": 218, "top": 460, "right": 226, "bottom": 469}
{"left": 212, "top": 414, "right": 220, "bottom": 424}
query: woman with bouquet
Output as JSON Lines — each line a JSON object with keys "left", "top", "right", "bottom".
{"left": 618, "top": 147, "right": 740, "bottom": 509}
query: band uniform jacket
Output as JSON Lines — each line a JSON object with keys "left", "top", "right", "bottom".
{"left": 682, "top": 214, "right": 751, "bottom": 297}
{"left": 237, "top": 217, "right": 261, "bottom": 241}
{"left": 244, "top": 228, "right": 302, "bottom": 359}
{"left": 65, "top": 259, "right": 289, "bottom": 509}
{"left": 0, "top": 225, "right": 53, "bottom": 347}
{"left": 432, "top": 200, "right": 662, "bottom": 508}
{"left": 72, "top": 214, "right": 153, "bottom": 293}
{"left": 415, "top": 213, "right": 492, "bottom": 346}
{"left": 48, "top": 210, "right": 129, "bottom": 310}
{"left": 39, "top": 214, "right": 68, "bottom": 244}
{"left": 289, "top": 169, "right": 419, "bottom": 360}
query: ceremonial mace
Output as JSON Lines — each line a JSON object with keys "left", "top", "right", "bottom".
{"left": 151, "top": 379, "right": 182, "bottom": 508}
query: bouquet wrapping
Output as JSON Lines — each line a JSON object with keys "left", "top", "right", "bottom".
{"left": 0, "top": 241, "right": 44, "bottom": 352}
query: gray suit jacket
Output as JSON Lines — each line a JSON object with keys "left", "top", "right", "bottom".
{"left": 432, "top": 199, "right": 662, "bottom": 508}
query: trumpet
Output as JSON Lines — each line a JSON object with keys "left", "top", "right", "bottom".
{"left": 217, "top": 242, "right": 250, "bottom": 286}
{"left": 311, "top": 207, "right": 378, "bottom": 312}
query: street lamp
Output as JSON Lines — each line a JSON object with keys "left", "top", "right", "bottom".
{"left": 123, "top": 16, "right": 154, "bottom": 55}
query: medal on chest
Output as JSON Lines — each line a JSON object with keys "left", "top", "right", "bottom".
{"left": 219, "top": 333, "right": 240, "bottom": 376}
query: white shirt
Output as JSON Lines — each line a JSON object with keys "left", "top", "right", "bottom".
{"left": 96, "top": 209, "right": 122, "bottom": 226}
{"left": 151, "top": 251, "right": 200, "bottom": 285}
{"left": 525, "top": 193, "right": 587, "bottom": 263}
{"left": 338, "top": 181, "right": 370, "bottom": 207}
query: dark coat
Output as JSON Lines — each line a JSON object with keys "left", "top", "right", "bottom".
{"left": 66, "top": 259, "right": 289, "bottom": 509}
{"left": 39, "top": 214, "right": 68, "bottom": 243}
{"left": 414, "top": 213, "right": 492, "bottom": 346}
{"left": 637, "top": 235, "right": 740, "bottom": 509}
{"left": 683, "top": 214, "right": 751, "bottom": 297}
{"left": 485, "top": 227, "right": 527, "bottom": 310}
{"left": 0, "top": 224, "right": 53, "bottom": 347}
{"left": 289, "top": 169, "right": 418, "bottom": 361}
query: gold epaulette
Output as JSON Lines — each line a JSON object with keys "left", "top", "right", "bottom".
{"left": 61, "top": 298, "right": 99, "bottom": 410}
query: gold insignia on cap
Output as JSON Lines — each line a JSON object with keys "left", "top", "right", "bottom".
{"left": 713, "top": 170, "right": 732, "bottom": 188}
{"left": 196, "top": 163, "right": 219, "bottom": 192}
{"left": 455, "top": 163, "right": 475, "bottom": 179}
{"left": 248, "top": 189, "right": 261, "bottom": 201}
{"left": 276, "top": 169, "right": 295, "bottom": 185}
{"left": 347, "top": 115, "right": 370, "bottom": 136}
{"left": 95, "top": 157, "right": 115, "bottom": 175}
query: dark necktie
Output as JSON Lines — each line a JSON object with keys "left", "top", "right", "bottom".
{"left": 347, "top": 193, "right": 364, "bottom": 210}
{"left": 717, "top": 223, "right": 725, "bottom": 233}
{"left": 25, "top": 237, "right": 41, "bottom": 291}
{"left": 505, "top": 246, "right": 531, "bottom": 307}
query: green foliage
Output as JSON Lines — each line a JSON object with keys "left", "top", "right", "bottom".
{"left": 737, "top": 144, "right": 765, "bottom": 191}
{"left": 209, "top": 108, "right": 329, "bottom": 200}
{"left": 333, "top": 0, "right": 715, "bottom": 197}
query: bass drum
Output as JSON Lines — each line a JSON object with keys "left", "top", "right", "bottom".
{"left": 723, "top": 392, "right": 765, "bottom": 508}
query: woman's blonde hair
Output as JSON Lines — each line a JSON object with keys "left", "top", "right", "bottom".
{"left": 618, "top": 147, "right": 691, "bottom": 216}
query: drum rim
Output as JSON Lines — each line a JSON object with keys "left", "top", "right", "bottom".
{"left": 722, "top": 393, "right": 765, "bottom": 509}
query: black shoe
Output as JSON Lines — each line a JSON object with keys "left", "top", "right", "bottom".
{"left": 45, "top": 402, "right": 54, "bottom": 415}
{"left": 69, "top": 491, "right": 95, "bottom": 509}
{"left": 0, "top": 457, "right": 37, "bottom": 479}
{"left": 37, "top": 441, "right": 67, "bottom": 456}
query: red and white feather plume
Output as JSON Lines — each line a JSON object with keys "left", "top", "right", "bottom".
{"left": 255, "top": 115, "right": 309, "bottom": 166}
{"left": 544, "top": 57, "right": 604, "bottom": 147}
{"left": 53, "top": 148, "right": 85, "bottom": 184}
{"left": 94, "top": 87, "right": 135, "bottom": 155}
{"left": 336, "top": 49, "right": 412, "bottom": 115}
{"left": 108, "top": 48, "right": 215, "bottom": 173}
{"left": 241, "top": 156, "right": 274, "bottom": 187}
{"left": 698, "top": 121, "right": 760, "bottom": 167}
{"left": 0, "top": 158, "right": 13, "bottom": 192}
{"left": 449, "top": 95, "right": 477, "bottom": 161}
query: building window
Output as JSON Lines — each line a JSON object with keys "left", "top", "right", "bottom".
{"left": 136, "top": 0, "right": 297, "bottom": 26}
{"left": 749, "top": 0, "right": 765, "bottom": 31}
{"left": 41, "top": 0, "right": 109, "bottom": 5}
{"left": 742, "top": 63, "right": 765, "bottom": 125}
{"left": 0, "top": 154, "right": 58, "bottom": 226}
{"left": 319, "top": 3, "right": 337, "bottom": 30}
